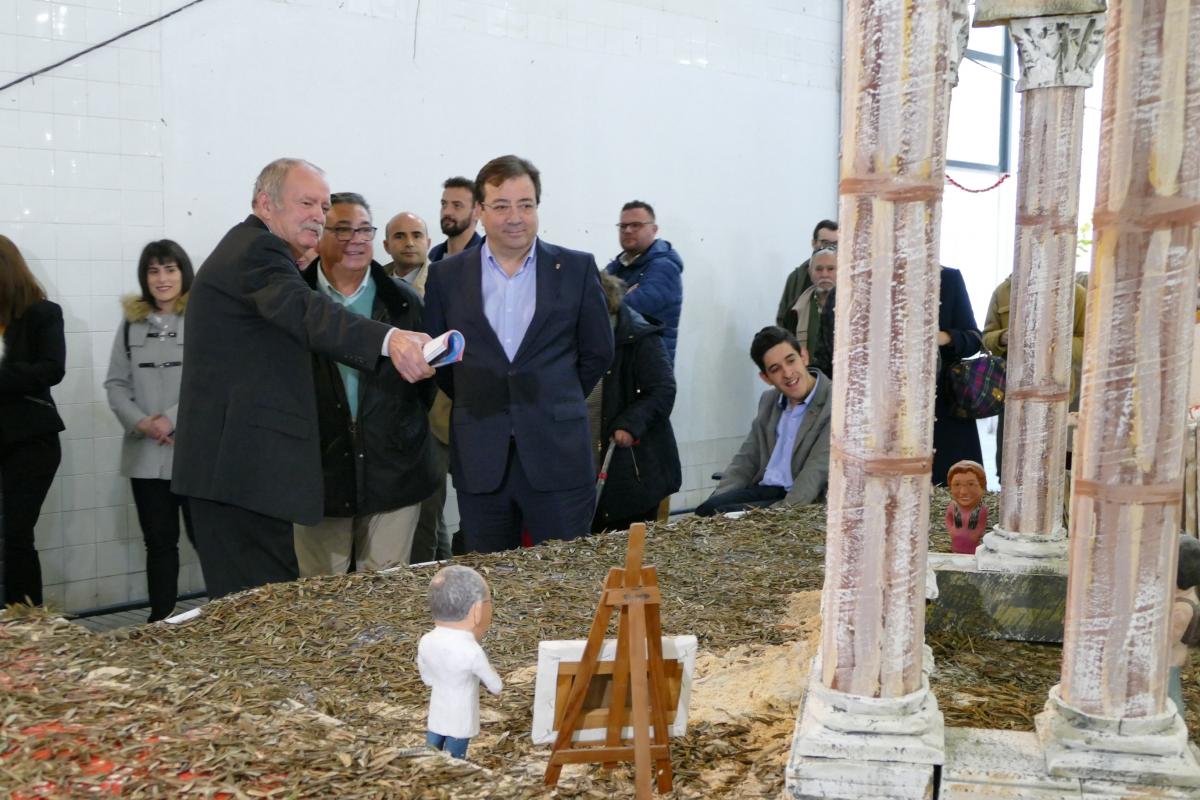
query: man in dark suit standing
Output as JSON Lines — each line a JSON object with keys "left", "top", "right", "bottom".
{"left": 173, "top": 158, "right": 434, "bottom": 598}
{"left": 423, "top": 155, "right": 614, "bottom": 553}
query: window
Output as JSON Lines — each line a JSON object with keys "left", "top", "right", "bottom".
{"left": 946, "top": 25, "right": 1013, "bottom": 173}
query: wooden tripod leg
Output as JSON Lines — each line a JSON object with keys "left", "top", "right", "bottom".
{"left": 545, "top": 567, "right": 622, "bottom": 787}
{"left": 624, "top": 523, "right": 646, "bottom": 579}
{"left": 603, "top": 601, "right": 632, "bottom": 768}
{"left": 642, "top": 569, "right": 674, "bottom": 793}
{"left": 626, "top": 599, "right": 654, "bottom": 800}
{"left": 605, "top": 522, "right": 644, "bottom": 769}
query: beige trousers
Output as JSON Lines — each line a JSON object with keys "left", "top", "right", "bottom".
{"left": 293, "top": 504, "right": 421, "bottom": 577}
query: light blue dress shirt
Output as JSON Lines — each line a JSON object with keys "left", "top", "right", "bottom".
{"left": 316, "top": 266, "right": 376, "bottom": 420}
{"left": 760, "top": 373, "right": 819, "bottom": 490}
{"left": 481, "top": 239, "right": 537, "bottom": 361}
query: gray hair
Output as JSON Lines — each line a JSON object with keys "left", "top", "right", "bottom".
{"left": 330, "top": 192, "right": 371, "bottom": 216}
{"left": 252, "top": 158, "right": 324, "bottom": 211}
{"left": 429, "top": 565, "right": 489, "bottom": 622}
{"left": 808, "top": 246, "right": 837, "bottom": 281}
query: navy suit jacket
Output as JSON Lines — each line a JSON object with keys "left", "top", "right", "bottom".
{"left": 423, "top": 240, "right": 614, "bottom": 494}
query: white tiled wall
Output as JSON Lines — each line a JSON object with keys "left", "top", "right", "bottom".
{"left": 1, "top": 0, "right": 204, "bottom": 612}
{"left": 2, "top": 0, "right": 843, "bottom": 612}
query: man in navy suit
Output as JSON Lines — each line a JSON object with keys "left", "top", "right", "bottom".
{"left": 423, "top": 155, "right": 614, "bottom": 553}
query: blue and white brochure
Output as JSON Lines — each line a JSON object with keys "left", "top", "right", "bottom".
{"left": 423, "top": 329, "right": 465, "bottom": 367}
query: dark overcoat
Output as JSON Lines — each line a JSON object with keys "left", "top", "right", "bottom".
{"left": 173, "top": 215, "right": 391, "bottom": 525}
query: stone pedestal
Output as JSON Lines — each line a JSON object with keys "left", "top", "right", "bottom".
{"left": 786, "top": 652, "right": 943, "bottom": 800}
{"left": 1036, "top": 687, "right": 1200, "bottom": 788}
{"left": 977, "top": 524, "right": 1069, "bottom": 574}
{"left": 926, "top": 553, "right": 1067, "bottom": 642}
{"left": 941, "top": 726, "right": 1200, "bottom": 798}
{"left": 941, "top": 728, "right": 1079, "bottom": 799}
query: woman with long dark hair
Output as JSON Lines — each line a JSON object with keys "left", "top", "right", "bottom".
{"left": 0, "top": 235, "right": 66, "bottom": 607}
{"left": 104, "top": 240, "right": 196, "bottom": 622}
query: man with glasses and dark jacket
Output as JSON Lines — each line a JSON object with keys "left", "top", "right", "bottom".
{"left": 294, "top": 193, "right": 438, "bottom": 575}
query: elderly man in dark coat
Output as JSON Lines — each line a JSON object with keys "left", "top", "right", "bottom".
{"left": 173, "top": 158, "right": 433, "bottom": 599}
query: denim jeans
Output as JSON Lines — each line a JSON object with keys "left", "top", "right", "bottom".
{"left": 426, "top": 730, "right": 470, "bottom": 759}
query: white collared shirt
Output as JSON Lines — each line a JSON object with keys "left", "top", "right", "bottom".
{"left": 417, "top": 626, "right": 503, "bottom": 738}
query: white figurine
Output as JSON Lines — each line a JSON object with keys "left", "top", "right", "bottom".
{"left": 417, "top": 565, "right": 503, "bottom": 759}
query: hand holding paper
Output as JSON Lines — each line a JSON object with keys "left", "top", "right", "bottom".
{"left": 388, "top": 330, "right": 436, "bottom": 382}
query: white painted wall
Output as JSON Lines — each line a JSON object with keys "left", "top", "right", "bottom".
{"left": 1, "top": 0, "right": 842, "bottom": 611}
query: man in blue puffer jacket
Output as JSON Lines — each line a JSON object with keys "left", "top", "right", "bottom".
{"left": 605, "top": 201, "right": 683, "bottom": 363}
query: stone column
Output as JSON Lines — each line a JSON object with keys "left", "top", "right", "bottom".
{"left": 786, "top": 1, "right": 966, "bottom": 797}
{"left": 1034, "top": 0, "right": 1200, "bottom": 787}
{"left": 975, "top": 4, "right": 1105, "bottom": 575}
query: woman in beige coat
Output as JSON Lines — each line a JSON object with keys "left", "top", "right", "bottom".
{"left": 104, "top": 240, "right": 194, "bottom": 621}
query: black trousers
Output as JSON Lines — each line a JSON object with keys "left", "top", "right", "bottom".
{"left": 130, "top": 478, "right": 195, "bottom": 621}
{"left": 591, "top": 507, "right": 659, "bottom": 534}
{"left": 187, "top": 497, "right": 297, "bottom": 600}
{"left": 696, "top": 484, "right": 786, "bottom": 517}
{"left": 411, "top": 438, "right": 450, "bottom": 564}
{"left": 456, "top": 441, "right": 595, "bottom": 554}
{"left": 1, "top": 433, "right": 61, "bottom": 606}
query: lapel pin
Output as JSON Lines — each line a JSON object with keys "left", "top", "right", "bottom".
{"left": 555, "top": 262, "right": 561, "bottom": 270}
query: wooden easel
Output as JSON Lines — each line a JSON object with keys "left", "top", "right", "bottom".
{"left": 544, "top": 523, "right": 674, "bottom": 798}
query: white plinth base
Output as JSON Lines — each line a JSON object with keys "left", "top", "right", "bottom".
{"left": 977, "top": 525, "right": 1069, "bottom": 575}
{"left": 942, "top": 727, "right": 1078, "bottom": 798}
{"left": 786, "top": 753, "right": 935, "bottom": 800}
{"left": 942, "top": 726, "right": 1200, "bottom": 799}
{"left": 1035, "top": 685, "right": 1200, "bottom": 788}
{"left": 785, "top": 652, "right": 944, "bottom": 799}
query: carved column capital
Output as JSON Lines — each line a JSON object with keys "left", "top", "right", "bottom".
{"left": 974, "top": 0, "right": 1106, "bottom": 27}
{"left": 1009, "top": 13, "right": 1105, "bottom": 91}
{"left": 948, "top": 0, "right": 971, "bottom": 88}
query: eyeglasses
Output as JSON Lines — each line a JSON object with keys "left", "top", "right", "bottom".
{"left": 324, "top": 225, "right": 377, "bottom": 242}
{"left": 616, "top": 221, "right": 654, "bottom": 232}
{"left": 481, "top": 201, "right": 537, "bottom": 216}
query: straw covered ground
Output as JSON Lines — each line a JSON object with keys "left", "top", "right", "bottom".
{"left": 2, "top": 490, "right": 1197, "bottom": 798}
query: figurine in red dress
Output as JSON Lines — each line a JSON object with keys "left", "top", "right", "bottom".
{"left": 945, "top": 460, "right": 987, "bottom": 555}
